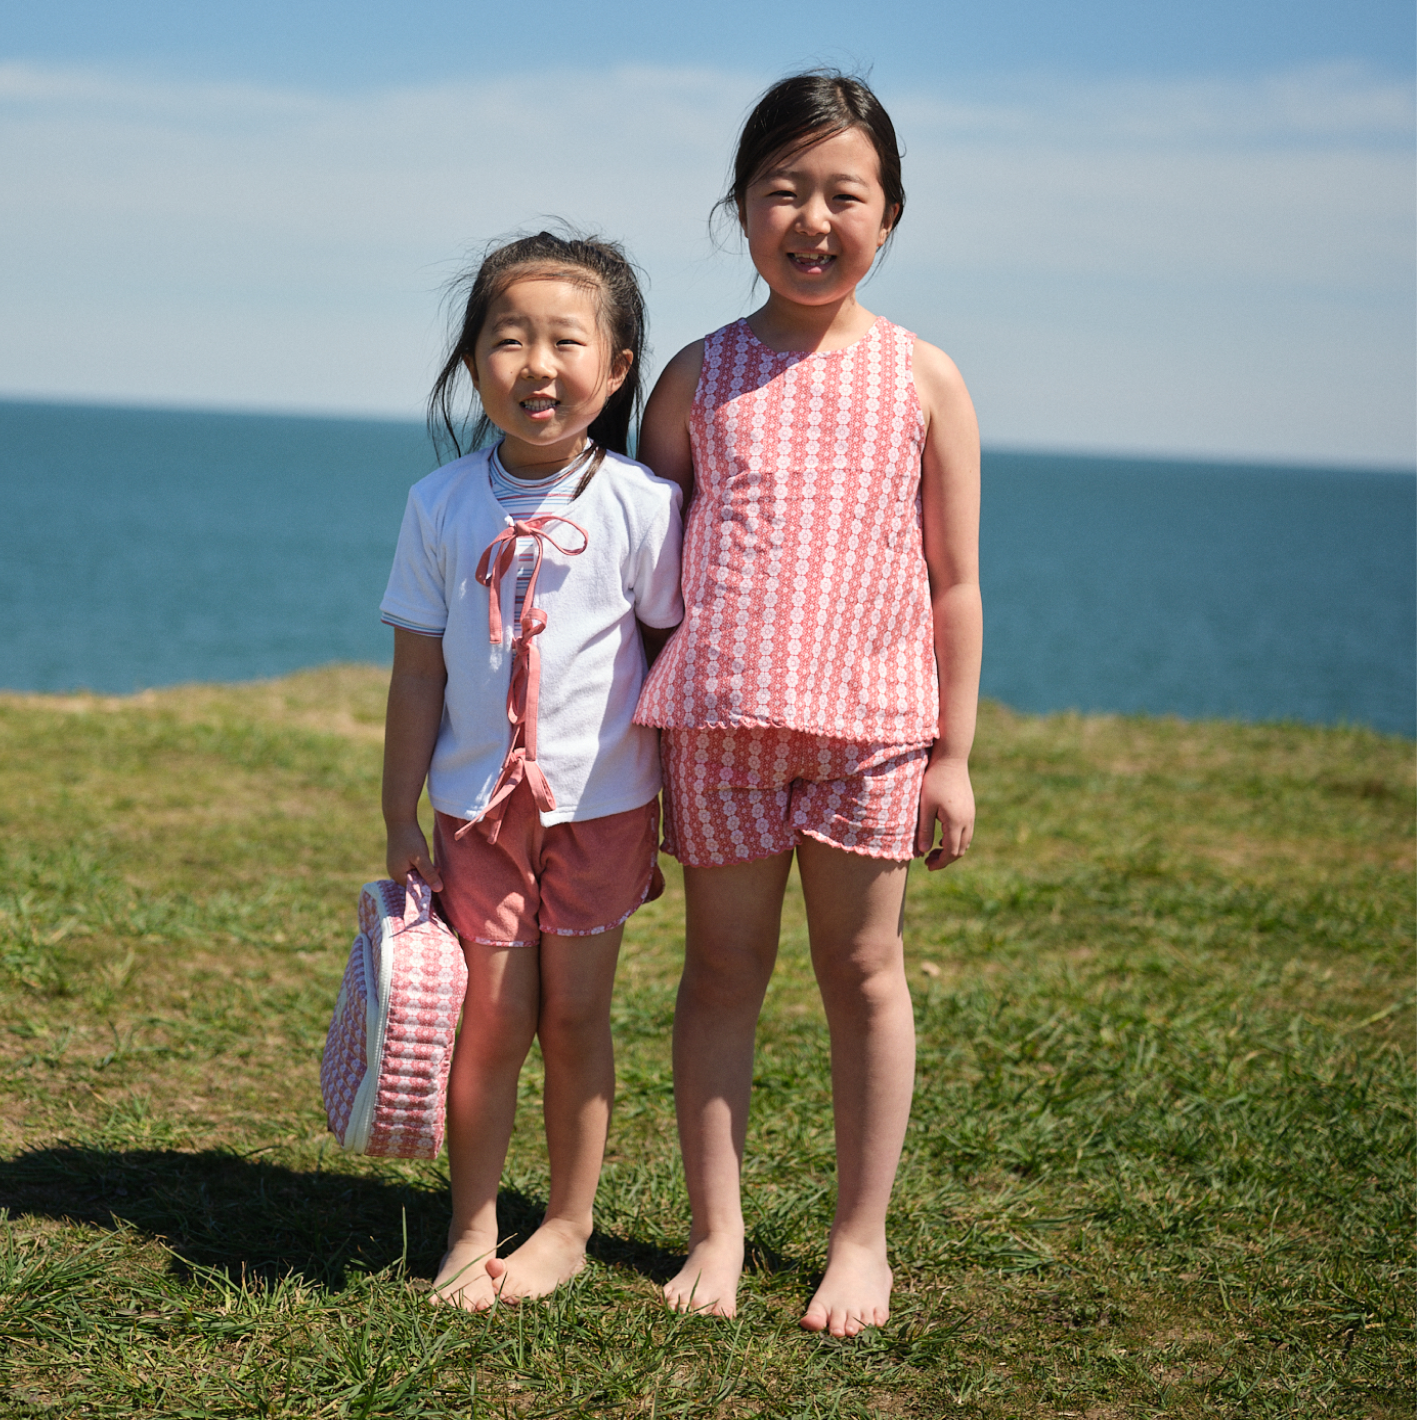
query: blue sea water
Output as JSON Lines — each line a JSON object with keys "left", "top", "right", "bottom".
{"left": 0, "top": 401, "right": 1414, "bottom": 735}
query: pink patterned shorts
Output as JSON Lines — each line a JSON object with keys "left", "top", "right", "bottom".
{"left": 661, "top": 727, "right": 928, "bottom": 867}
{"left": 435, "top": 788, "right": 662, "bottom": 948}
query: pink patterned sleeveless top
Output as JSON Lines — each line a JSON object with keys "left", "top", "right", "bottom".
{"left": 636, "top": 315, "right": 938, "bottom": 745}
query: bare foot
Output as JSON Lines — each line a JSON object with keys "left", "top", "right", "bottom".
{"left": 664, "top": 1235, "right": 744, "bottom": 1317}
{"left": 799, "top": 1237, "right": 893, "bottom": 1338}
{"left": 430, "top": 1237, "right": 500, "bottom": 1311}
{"left": 491, "top": 1220, "right": 590, "bottom": 1302}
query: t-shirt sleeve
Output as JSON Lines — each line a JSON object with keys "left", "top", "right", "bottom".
{"left": 380, "top": 486, "right": 448, "bottom": 636}
{"left": 628, "top": 479, "right": 685, "bottom": 629}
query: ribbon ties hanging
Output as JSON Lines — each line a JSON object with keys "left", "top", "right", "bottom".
{"left": 457, "top": 514, "right": 589, "bottom": 843}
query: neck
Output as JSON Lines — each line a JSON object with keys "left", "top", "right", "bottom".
{"left": 747, "top": 291, "right": 877, "bottom": 354}
{"left": 495, "top": 436, "right": 589, "bottom": 480}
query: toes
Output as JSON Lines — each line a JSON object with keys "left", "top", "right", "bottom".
{"left": 802, "top": 1303, "right": 886, "bottom": 1337}
{"left": 430, "top": 1285, "right": 493, "bottom": 1312}
{"left": 665, "top": 1287, "right": 733, "bottom": 1317}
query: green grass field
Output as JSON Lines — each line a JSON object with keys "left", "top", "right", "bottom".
{"left": 0, "top": 666, "right": 1413, "bottom": 1418}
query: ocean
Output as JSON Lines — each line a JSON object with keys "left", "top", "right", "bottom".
{"left": 1, "top": 400, "right": 1414, "bottom": 736}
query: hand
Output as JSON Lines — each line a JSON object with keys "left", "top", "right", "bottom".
{"left": 916, "top": 756, "right": 974, "bottom": 870}
{"left": 386, "top": 819, "right": 442, "bottom": 892}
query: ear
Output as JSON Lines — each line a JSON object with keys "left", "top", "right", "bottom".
{"left": 606, "top": 349, "right": 634, "bottom": 396}
{"left": 462, "top": 353, "right": 480, "bottom": 391}
{"left": 877, "top": 204, "right": 901, "bottom": 248}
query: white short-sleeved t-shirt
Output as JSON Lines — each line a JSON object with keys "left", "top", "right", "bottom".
{"left": 381, "top": 447, "right": 684, "bottom": 826}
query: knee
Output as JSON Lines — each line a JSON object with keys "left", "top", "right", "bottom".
{"left": 814, "top": 939, "right": 906, "bottom": 1012}
{"left": 537, "top": 990, "right": 609, "bottom": 1053}
{"left": 458, "top": 995, "right": 538, "bottom": 1068}
{"left": 680, "top": 947, "right": 773, "bottom": 1012}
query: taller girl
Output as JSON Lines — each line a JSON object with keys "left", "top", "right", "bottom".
{"left": 635, "top": 73, "right": 981, "bottom": 1337}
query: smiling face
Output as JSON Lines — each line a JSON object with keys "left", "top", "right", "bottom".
{"left": 740, "top": 126, "right": 899, "bottom": 311}
{"left": 466, "top": 273, "right": 632, "bottom": 475}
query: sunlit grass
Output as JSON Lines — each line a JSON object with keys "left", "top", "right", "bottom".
{"left": 0, "top": 668, "right": 1413, "bottom": 1417}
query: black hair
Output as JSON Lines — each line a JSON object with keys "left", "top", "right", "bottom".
{"left": 427, "top": 229, "right": 647, "bottom": 485}
{"left": 719, "top": 70, "right": 905, "bottom": 249}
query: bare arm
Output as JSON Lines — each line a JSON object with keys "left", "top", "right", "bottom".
{"left": 913, "top": 339, "right": 983, "bottom": 870}
{"left": 637, "top": 339, "right": 703, "bottom": 505}
{"left": 383, "top": 626, "right": 448, "bottom": 889}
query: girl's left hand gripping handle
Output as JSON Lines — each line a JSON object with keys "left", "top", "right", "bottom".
{"left": 386, "top": 820, "right": 442, "bottom": 893}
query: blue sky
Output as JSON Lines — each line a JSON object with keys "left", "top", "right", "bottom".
{"left": 8, "top": 0, "right": 1414, "bottom": 84}
{"left": 1, "top": 1, "right": 1414, "bottom": 464}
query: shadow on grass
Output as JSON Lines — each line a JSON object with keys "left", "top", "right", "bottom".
{"left": 0, "top": 1146, "right": 684, "bottom": 1290}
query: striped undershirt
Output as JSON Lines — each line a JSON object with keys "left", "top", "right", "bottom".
{"left": 489, "top": 445, "right": 589, "bottom": 621}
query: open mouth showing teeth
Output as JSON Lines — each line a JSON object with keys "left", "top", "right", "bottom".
{"left": 521, "top": 398, "right": 558, "bottom": 412}
{"left": 790, "top": 253, "right": 835, "bottom": 268}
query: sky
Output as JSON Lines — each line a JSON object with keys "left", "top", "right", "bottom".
{"left": 1, "top": 0, "right": 1414, "bottom": 466}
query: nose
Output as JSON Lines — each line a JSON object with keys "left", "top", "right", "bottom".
{"left": 522, "top": 342, "right": 556, "bottom": 380}
{"left": 795, "top": 194, "right": 831, "bottom": 234}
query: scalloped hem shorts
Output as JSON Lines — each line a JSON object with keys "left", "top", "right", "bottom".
{"left": 661, "top": 727, "right": 927, "bottom": 867}
{"left": 434, "top": 788, "right": 663, "bottom": 948}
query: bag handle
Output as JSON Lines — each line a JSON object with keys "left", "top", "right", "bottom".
{"left": 402, "top": 871, "right": 433, "bottom": 927}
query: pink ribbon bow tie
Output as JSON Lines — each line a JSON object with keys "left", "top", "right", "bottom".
{"left": 457, "top": 515, "right": 589, "bottom": 844}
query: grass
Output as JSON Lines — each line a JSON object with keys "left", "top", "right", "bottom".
{"left": 0, "top": 664, "right": 1412, "bottom": 1418}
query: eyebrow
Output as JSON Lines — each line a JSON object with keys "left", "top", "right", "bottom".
{"left": 488, "top": 313, "right": 592, "bottom": 331}
{"left": 758, "top": 167, "right": 871, "bottom": 186}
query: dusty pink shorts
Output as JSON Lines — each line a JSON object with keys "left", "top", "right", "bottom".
{"left": 434, "top": 787, "right": 662, "bottom": 948}
{"left": 661, "top": 727, "right": 927, "bottom": 867}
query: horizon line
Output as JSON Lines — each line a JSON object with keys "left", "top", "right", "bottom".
{"left": 1, "top": 390, "right": 1413, "bottom": 478}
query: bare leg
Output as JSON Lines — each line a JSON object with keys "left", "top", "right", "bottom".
{"left": 432, "top": 940, "right": 539, "bottom": 1310}
{"left": 795, "top": 839, "right": 915, "bottom": 1337}
{"left": 493, "top": 925, "right": 625, "bottom": 1301}
{"left": 664, "top": 853, "right": 793, "bottom": 1317}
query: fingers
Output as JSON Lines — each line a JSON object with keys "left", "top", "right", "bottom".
{"left": 924, "top": 821, "right": 973, "bottom": 871}
{"left": 419, "top": 850, "right": 443, "bottom": 893}
{"left": 918, "top": 758, "right": 976, "bottom": 869}
{"left": 408, "top": 852, "right": 442, "bottom": 894}
{"left": 387, "top": 831, "right": 442, "bottom": 892}
{"left": 915, "top": 792, "right": 937, "bottom": 859}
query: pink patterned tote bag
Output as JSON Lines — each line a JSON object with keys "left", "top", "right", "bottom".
{"left": 321, "top": 874, "right": 468, "bottom": 1158}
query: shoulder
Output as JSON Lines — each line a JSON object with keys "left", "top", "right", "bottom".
{"left": 909, "top": 338, "right": 975, "bottom": 428}
{"left": 407, "top": 448, "right": 492, "bottom": 513}
{"left": 649, "top": 338, "right": 707, "bottom": 405}
{"left": 592, "top": 451, "right": 684, "bottom": 518}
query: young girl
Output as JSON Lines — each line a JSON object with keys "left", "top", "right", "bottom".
{"left": 635, "top": 73, "right": 981, "bottom": 1338}
{"left": 380, "top": 232, "right": 684, "bottom": 1309}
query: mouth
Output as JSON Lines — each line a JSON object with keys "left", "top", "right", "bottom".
{"left": 789, "top": 252, "right": 836, "bottom": 273}
{"left": 520, "top": 396, "right": 558, "bottom": 420}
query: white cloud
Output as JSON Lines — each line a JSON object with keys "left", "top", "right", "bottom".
{"left": 0, "top": 60, "right": 1412, "bottom": 464}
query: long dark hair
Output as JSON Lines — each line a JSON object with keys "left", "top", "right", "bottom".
{"left": 719, "top": 70, "right": 905, "bottom": 249}
{"left": 428, "top": 230, "right": 647, "bottom": 479}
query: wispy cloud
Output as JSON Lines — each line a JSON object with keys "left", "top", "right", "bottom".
{"left": 903, "top": 64, "right": 1415, "bottom": 144}
{"left": 0, "top": 61, "right": 1412, "bottom": 463}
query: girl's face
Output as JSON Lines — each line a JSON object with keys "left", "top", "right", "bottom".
{"left": 467, "top": 274, "right": 632, "bottom": 474}
{"left": 740, "top": 127, "right": 898, "bottom": 310}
